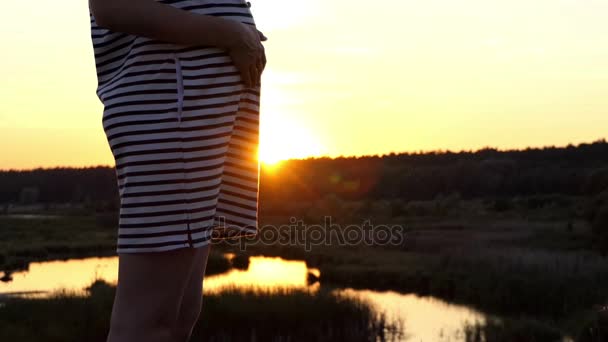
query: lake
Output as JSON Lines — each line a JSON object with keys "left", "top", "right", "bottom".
{"left": 0, "top": 254, "right": 488, "bottom": 341}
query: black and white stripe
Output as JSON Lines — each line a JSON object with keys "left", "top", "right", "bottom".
{"left": 90, "top": 0, "right": 260, "bottom": 253}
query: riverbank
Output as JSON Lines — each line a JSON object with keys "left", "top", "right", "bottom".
{"left": 238, "top": 217, "right": 606, "bottom": 339}
{"left": 2, "top": 212, "right": 607, "bottom": 340}
{"left": 0, "top": 215, "right": 115, "bottom": 272}
{"left": 0, "top": 215, "right": 237, "bottom": 277}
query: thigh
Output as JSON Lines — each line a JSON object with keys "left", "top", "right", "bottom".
{"left": 182, "top": 244, "right": 212, "bottom": 302}
{"left": 111, "top": 248, "right": 200, "bottom": 328}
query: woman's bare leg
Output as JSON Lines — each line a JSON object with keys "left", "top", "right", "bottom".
{"left": 173, "top": 243, "right": 212, "bottom": 342}
{"left": 106, "top": 247, "right": 201, "bottom": 342}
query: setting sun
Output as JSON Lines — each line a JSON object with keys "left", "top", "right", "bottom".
{"left": 257, "top": 69, "right": 325, "bottom": 165}
{"left": 258, "top": 115, "right": 324, "bottom": 165}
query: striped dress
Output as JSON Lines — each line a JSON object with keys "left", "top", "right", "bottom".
{"left": 89, "top": 0, "right": 261, "bottom": 253}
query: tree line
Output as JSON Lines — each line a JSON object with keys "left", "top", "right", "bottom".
{"left": 1, "top": 139, "right": 607, "bottom": 209}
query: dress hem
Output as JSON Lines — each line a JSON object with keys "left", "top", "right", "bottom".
{"left": 115, "top": 224, "right": 258, "bottom": 254}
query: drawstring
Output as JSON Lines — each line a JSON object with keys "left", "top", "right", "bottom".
{"left": 174, "top": 54, "right": 184, "bottom": 123}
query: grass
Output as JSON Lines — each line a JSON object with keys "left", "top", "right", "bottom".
{"left": 463, "top": 316, "right": 565, "bottom": 342}
{"left": 235, "top": 217, "right": 606, "bottom": 314}
{"left": 2, "top": 199, "right": 608, "bottom": 339}
{"left": 0, "top": 280, "right": 403, "bottom": 342}
{"left": 0, "top": 215, "right": 237, "bottom": 276}
{"left": 298, "top": 245, "right": 608, "bottom": 318}
{"left": 233, "top": 217, "right": 608, "bottom": 338}
{"left": 0, "top": 215, "right": 116, "bottom": 271}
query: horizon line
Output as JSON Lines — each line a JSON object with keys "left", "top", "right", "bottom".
{"left": 2, "top": 137, "right": 606, "bottom": 173}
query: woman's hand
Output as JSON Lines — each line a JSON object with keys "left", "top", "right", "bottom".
{"left": 90, "top": 0, "right": 266, "bottom": 63}
{"left": 225, "top": 23, "right": 268, "bottom": 88}
{"left": 90, "top": 0, "right": 267, "bottom": 87}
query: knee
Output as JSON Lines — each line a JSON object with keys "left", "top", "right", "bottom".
{"left": 108, "top": 307, "right": 177, "bottom": 342}
{"left": 108, "top": 322, "right": 174, "bottom": 342}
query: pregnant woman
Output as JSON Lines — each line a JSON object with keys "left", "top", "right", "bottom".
{"left": 88, "top": 0, "right": 266, "bottom": 341}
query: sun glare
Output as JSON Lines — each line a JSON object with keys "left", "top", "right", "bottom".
{"left": 256, "top": 68, "right": 325, "bottom": 166}
{"left": 259, "top": 116, "right": 324, "bottom": 166}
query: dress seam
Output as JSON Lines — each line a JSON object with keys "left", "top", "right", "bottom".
{"left": 174, "top": 53, "right": 185, "bottom": 123}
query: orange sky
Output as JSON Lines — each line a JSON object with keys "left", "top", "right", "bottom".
{"left": 1, "top": 0, "right": 607, "bottom": 169}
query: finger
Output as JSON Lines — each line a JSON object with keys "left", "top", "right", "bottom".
{"left": 261, "top": 50, "right": 267, "bottom": 71}
{"left": 256, "top": 55, "right": 264, "bottom": 77}
{"left": 257, "top": 29, "right": 268, "bottom": 41}
{"left": 245, "top": 64, "right": 255, "bottom": 88}
{"left": 249, "top": 63, "right": 260, "bottom": 86}
{"left": 254, "top": 63, "right": 261, "bottom": 86}
{"left": 241, "top": 64, "right": 253, "bottom": 88}
{"left": 249, "top": 68, "right": 257, "bottom": 87}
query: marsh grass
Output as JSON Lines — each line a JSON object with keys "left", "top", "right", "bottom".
{"left": 194, "top": 284, "right": 403, "bottom": 341}
{"left": 317, "top": 245, "right": 608, "bottom": 318}
{"left": 0, "top": 280, "right": 403, "bottom": 342}
{"left": 463, "top": 316, "right": 564, "bottom": 342}
{"left": 2, "top": 207, "right": 608, "bottom": 339}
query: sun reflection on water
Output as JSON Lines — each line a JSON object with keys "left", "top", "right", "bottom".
{"left": 0, "top": 254, "right": 318, "bottom": 297}
{"left": 204, "top": 255, "right": 319, "bottom": 294}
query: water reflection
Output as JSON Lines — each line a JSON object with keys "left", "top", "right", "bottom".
{"left": 0, "top": 255, "right": 488, "bottom": 341}
{"left": 204, "top": 253, "right": 319, "bottom": 293}
{"left": 0, "top": 255, "right": 318, "bottom": 297}
{"left": 0, "top": 257, "right": 118, "bottom": 296}
{"left": 337, "top": 288, "right": 486, "bottom": 342}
